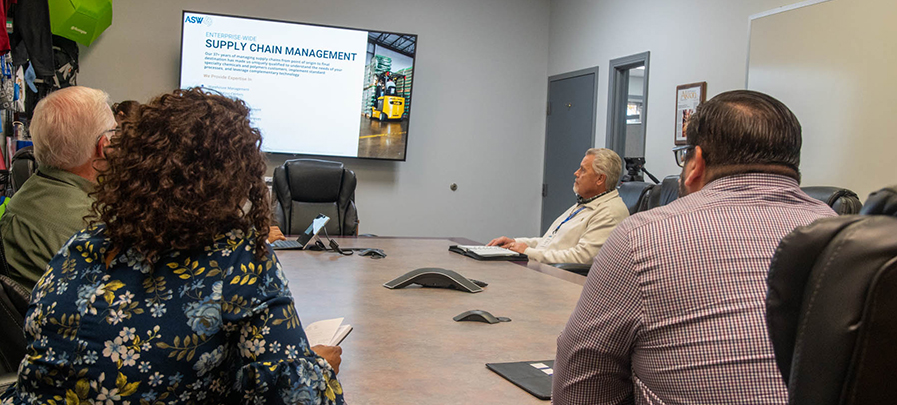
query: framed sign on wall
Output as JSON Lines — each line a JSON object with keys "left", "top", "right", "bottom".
{"left": 674, "top": 82, "right": 707, "bottom": 145}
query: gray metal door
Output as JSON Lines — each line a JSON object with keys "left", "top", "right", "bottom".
{"left": 541, "top": 69, "right": 597, "bottom": 234}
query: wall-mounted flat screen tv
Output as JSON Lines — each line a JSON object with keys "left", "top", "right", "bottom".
{"left": 179, "top": 11, "right": 417, "bottom": 161}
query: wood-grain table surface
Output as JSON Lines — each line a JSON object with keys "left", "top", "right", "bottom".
{"left": 276, "top": 237, "right": 587, "bottom": 404}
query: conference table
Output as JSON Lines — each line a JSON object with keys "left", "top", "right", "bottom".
{"left": 276, "top": 237, "right": 588, "bottom": 404}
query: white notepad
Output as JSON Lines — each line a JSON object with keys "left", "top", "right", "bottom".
{"left": 305, "top": 317, "right": 353, "bottom": 346}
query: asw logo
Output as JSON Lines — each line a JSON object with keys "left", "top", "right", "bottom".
{"left": 184, "top": 16, "right": 212, "bottom": 26}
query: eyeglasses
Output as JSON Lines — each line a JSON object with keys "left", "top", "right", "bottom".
{"left": 96, "top": 128, "right": 120, "bottom": 144}
{"left": 672, "top": 144, "right": 695, "bottom": 167}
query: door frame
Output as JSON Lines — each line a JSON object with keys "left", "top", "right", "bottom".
{"left": 605, "top": 51, "right": 650, "bottom": 159}
{"left": 542, "top": 66, "right": 599, "bottom": 231}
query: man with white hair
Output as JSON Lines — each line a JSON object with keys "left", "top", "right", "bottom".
{"left": 1, "top": 86, "right": 116, "bottom": 290}
{"left": 487, "top": 148, "right": 629, "bottom": 264}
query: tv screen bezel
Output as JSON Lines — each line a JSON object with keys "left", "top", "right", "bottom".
{"left": 178, "top": 10, "right": 418, "bottom": 162}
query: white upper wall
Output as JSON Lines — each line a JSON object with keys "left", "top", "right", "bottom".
{"left": 548, "top": 0, "right": 789, "bottom": 180}
{"left": 78, "top": 0, "right": 551, "bottom": 241}
{"left": 748, "top": 0, "right": 897, "bottom": 200}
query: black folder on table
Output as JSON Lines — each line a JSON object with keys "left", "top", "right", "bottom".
{"left": 448, "top": 245, "right": 528, "bottom": 261}
{"left": 486, "top": 360, "right": 554, "bottom": 400}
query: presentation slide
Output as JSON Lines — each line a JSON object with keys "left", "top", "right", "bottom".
{"left": 180, "top": 12, "right": 415, "bottom": 160}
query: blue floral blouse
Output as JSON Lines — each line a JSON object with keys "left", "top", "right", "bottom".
{"left": 2, "top": 225, "right": 344, "bottom": 405}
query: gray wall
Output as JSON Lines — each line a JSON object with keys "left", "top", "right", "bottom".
{"left": 548, "top": 0, "right": 788, "bottom": 181}
{"left": 78, "top": 0, "right": 551, "bottom": 241}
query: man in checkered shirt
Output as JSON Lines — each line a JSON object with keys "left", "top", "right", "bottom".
{"left": 552, "top": 90, "right": 836, "bottom": 404}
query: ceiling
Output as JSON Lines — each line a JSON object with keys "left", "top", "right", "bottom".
{"left": 368, "top": 32, "right": 416, "bottom": 57}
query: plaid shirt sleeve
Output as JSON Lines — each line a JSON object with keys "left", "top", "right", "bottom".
{"left": 553, "top": 222, "right": 642, "bottom": 405}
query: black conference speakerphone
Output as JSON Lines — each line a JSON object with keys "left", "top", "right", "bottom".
{"left": 383, "top": 268, "right": 486, "bottom": 293}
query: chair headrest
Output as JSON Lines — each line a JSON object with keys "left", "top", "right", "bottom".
{"left": 766, "top": 216, "right": 864, "bottom": 382}
{"left": 644, "top": 175, "right": 679, "bottom": 210}
{"left": 766, "top": 215, "right": 897, "bottom": 401}
{"left": 658, "top": 175, "right": 680, "bottom": 206}
{"left": 801, "top": 186, "right": 862, "bottom": 215}
{"left": 860, "top": 185, "right": 897, "bottom": 216}
{"left": 285, "top": 159, "right": 345, "bottom": 202}
{"left": 617, "top": 181, "right": 654, "bottom": 194}
{"left": 617, "top": 181, "right": 654, "bottom": 215}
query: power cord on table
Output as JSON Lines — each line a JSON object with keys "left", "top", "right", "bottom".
{"left": 318, "top": 227, "right": 353, "bottom": 256}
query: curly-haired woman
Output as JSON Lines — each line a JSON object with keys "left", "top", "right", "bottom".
{"left": 2, "top": 88, "right": 344, "bottom": 404}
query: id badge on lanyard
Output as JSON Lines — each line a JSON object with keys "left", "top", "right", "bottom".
{"left": 546, "top": 206, "right": 586, "bottom": 242}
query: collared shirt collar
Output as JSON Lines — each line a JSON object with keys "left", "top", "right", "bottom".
{"left": 578, "top": 189, "right": 620, "bottom": 209}
{"left": 703, "top": 173, "right": 800, "bottom": 193}
{"left": 577, "top": 189, "right": 610, "bottom": 205}
{"left": 37, "top": 165, "right": 95, "bottom": 195}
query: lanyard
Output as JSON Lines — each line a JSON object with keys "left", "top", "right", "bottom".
{"left": 553, "top": 206, "right": 587, "bottom": 235}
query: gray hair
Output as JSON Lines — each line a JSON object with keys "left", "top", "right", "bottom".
{"left": 586, "top": 148, "right": 623, "bottom": 188}
{"left": 30, "top": 86, "right": 115, "bottom": 170}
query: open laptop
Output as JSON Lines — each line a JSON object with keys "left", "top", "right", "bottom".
{"left": 271, "top": 214, "right": 330, "bottom": 250}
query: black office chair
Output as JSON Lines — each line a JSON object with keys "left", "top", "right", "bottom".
{"left": 551, "top": 262, "right": 591, "bottom": 275}
{"left": 801, "top": 186, "right": 863, "bottom": 215}
{"left": 766, "top": 185, "right": 897, "bottom": 405}
{"left": 0, "top": 274, "right": 29, "bottom": 391}
{"left": 617, "top": 181, "right": 655, "bottom": 215}
{"left": 273, "top": 159, "right": 359, "bottom": 236}
{"left": 8, "top": 146, "right": 37, "bottom": 196}
{"left": 859, "top": 185, "right": 896, "bottom": 216}
{"left": 643, "top": 175, "right": 679, "bottom": 210}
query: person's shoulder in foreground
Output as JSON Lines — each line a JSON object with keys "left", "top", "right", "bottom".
{"left": 0, "top": 86, "right": 116, "bottom": 290}
{"left": 6, "top": 224, "right": 342, "bottom": 404}
{"left": 0, "top": 165, "right": 94, "bottom": 289}
{"left": 1, "top": 88, "right": 344, "bottom": 405}
{"left": 553, "top": 89, "right": 836, "bottom": 405}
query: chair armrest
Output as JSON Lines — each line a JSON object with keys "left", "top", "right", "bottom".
{"left": 551, "top": 263, "right": 591, "bottom": 275}
{"left": 0, "top": 372, "right": 17, "bottom": 392}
